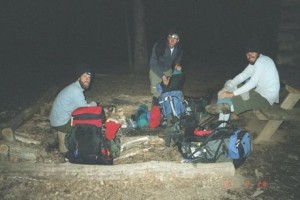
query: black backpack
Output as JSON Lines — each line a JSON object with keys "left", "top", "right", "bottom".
{"left": 65, "top": 124, "right": 117, "bottom": 165}
{"left": 178, "top": 124, "right": 251, "bottom": 168}
{"left": 64, "top": 106, "right": 121, "bottom": 165}
{"left": 178, "top": 127, "right": 233, "bottom": 164}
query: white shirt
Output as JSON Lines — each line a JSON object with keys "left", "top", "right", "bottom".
{"left": 230, "top": 54, "right": 280, "bottom": 105}
{"left": 49, "top": 81, "right": 97, "bottom": 127}
{"left": 170, "top": 47, "right": 174, "bottom": 55}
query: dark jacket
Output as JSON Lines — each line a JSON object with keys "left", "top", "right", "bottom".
{"left": 149, "top": 41, "right": 183, "bottom": 77}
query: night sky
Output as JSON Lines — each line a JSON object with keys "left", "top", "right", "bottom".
{"left": 0, "top": 0, "right": 281, "bottom": 112}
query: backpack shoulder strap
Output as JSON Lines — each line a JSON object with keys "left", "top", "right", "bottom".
{"left": 235, "top": 129, "right": 247, "bottom": 158}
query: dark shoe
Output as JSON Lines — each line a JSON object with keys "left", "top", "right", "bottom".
{"left": 205, "top": 103, "right": 230, "bottom": 114}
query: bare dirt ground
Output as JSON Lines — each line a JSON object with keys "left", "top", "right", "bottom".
{"left": 0, "top": 64, "right": 299, "bottom": 199}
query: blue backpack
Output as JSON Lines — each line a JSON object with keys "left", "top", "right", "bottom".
{"left": 158, "top": 70, "right": 185, "bottom": 118}
{"left": 159, "top": 90, "right": 185, "bottom": 118}
{"left": 228, "top": 129, "right": 251, "bottom": 168}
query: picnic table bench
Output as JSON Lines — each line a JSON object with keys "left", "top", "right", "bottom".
{"left": 254, "top": 83, "right": 300, "bottom": 142}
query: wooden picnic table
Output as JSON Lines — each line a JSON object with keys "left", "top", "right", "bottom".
{"left": 254, "top": 82, "right": 300, "bottom": 142}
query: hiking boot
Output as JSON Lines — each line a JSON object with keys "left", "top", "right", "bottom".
{"left": 205, "top": 103, "right": 230, "bottom": 114}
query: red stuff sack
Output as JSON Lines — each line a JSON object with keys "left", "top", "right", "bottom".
{"left": 105, "top": 120, "right": 122, "bottom": 140}
{"left": 71, "top": 106, "right": 106, "bottom": 127}
{"left": 149, "top": 105, "right": 161, "bottom": 128}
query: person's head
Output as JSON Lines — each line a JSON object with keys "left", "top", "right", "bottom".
{"left": 244, "top": 39, "right": 261, "bottom": 65}
{"left": 76, "top": 64, "right": 92, "bottom": 89}
{"left": 167, "top": 29, "right": 180, "bottom": 48}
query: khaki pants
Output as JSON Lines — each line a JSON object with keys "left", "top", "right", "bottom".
{"left": 232, "top": 90, "right": 271, "bottom": 114}
{"left": 52, "top": 121, "right": 72, "bottom": 153}
{"left": 149, "top": 69, "right": 172, "bottom": 97}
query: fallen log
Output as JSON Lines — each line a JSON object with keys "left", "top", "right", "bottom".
{"left": 0, "top": 87, "right": 59, "bottom": 131}
{"left": 0, "top": 161, "right": 235, "bottom": 180}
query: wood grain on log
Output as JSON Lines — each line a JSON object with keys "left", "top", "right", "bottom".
{"left": 9, "top": 146, "right": 38, "bottom": 161}
{"left": 0, "top": 161, "right": 235, "bottom": 180}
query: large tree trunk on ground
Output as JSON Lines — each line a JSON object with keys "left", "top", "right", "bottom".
{"left": 132, "top": 0, "right": 148, "bottom": 74}
{"left": 0, "top": 161, "right": 235, "bottom": 180}
{"left": 0, "top": 87, "right": 58, "bottom": 131}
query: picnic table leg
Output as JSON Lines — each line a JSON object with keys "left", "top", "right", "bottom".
{"left": 254, "top": 92, "right": 300, "bottom": 143}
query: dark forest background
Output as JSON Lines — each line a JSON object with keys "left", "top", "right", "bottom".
{"left": 0, "top": 0, "right": 281, "bottom": 113}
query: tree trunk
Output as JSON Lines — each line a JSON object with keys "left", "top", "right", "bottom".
{"left": 132, "top": 0, "right": 148, "bottom": 75}
{"left": 123, "top": 0, "right": 133, "bottom": 69}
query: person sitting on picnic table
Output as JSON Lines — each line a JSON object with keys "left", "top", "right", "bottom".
{"left": 205, "top": 39, "right": 280, "bottom": 127}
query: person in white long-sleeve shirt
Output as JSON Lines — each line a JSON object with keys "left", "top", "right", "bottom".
{"left": 205, "top": 41, "right": 280, "bottom": 124}
{"left": 50, "top": 65, "right": 97, "bottom": 133}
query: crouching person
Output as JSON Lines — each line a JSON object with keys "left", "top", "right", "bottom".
{"left": 205, "top": 40, "right": 280, "bottom": 127}
{"left": 49, "top": 64, "right": 97, "bottom": 152}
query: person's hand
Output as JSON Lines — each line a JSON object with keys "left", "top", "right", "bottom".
{"left": 219, "top": 91, "right": 234, "bottom": 99}
{"left": 175, "top": 65, "right": 182, "bottom": 71}
{"left": 162, "top": 75, "right": 169, "bottom": 85}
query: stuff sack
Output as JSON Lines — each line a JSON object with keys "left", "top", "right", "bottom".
{"left": 71, "top": 106, "right": 106, "bottom": 128}
{"left": 159, "top": 90, "right": 185, "bottom": 118}
{"left": 149, "top": 105, "right": 161, "bottom": 128}
{"left": 228, "top": 129, "right": 251, "bottom": 168}
{"left": 179, "top": 127, "right": 233, "bottom": 164}
{"left": 103, "top": 120, "right": 122, "bottom": 158}
{"left": 134, "top": 104, "right": 149, "bottom": 128}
